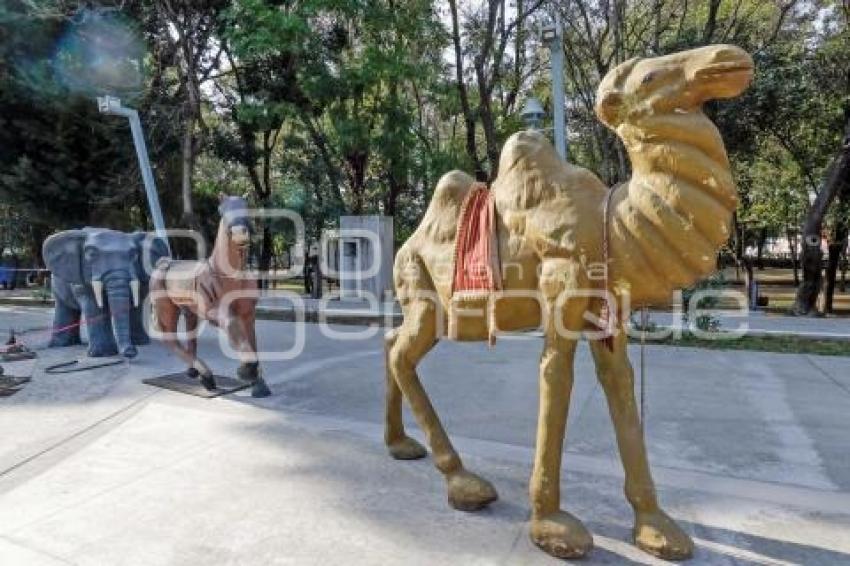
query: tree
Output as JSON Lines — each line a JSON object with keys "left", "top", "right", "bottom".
{"left": 152, "top": 0, "right": 228, "bottom": 230}
{"left": 446, "top": 0, "right": 544, "bottom": 179}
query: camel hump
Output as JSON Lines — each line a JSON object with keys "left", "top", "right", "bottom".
{"left": 430, "top": 170, "right": 476, "bottom": 208}
{"left": 412, "top": 170, "right": 477, "bottom": 245}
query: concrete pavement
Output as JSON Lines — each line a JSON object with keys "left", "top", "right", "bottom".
{"left": 1, "top": 304, "right": 849, "bottom": 564}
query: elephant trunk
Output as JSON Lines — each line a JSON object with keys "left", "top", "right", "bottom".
{"left": 105, "top": 277, "right": 137, "bottom": 358}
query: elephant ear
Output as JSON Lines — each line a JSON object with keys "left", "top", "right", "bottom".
{"left": 43, "top": 230, "right": 87, "bottom": 284}
{"left": 132, "top": 231, "right": 170, "bottom": 280}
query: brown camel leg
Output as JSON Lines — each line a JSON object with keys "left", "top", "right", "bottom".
{"left": 153, "top": 300, "right": 215, "bottom": 390}
{"left": 184, "top": 310, "right": 199, "bottom": 377}
{"left": 235, "top": 311, "right": 270, "bottom": 397}
{"left": 388, "top": 301, "right": 497, "bottom": 511}
{"left": 384, "top": 328, "right": 427, "bottom": 460}
{"left": 589, "top": 330, "right": 693, "bottom": 560}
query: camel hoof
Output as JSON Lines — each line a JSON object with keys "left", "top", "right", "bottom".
{"left": 199, "top": 374, "right": 217, "bottom": 391}
{"left": 634, "top": 510, "right": 694, "bottom": 560}
{"left": 237, "top": 361, "right": 259, "bottom": 382}
{"left": 446, "top": 469, "right": 498, "bottom": 511}
{"left": 251, "top": 378, "right": 272, "bottom": 398}
{"left": 186, "top": 367, "right": 200, "bottom": 378}
{"left": 387, "top": 436, "right": 427, "bottom": 460}
{"left": 531, "top": 510, "right": 593, "bottom": 559}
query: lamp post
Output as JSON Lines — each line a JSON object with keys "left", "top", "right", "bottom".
{"left": 520, "top": 97, "right": 547, "bottom": 130}
{"left": 542, "top": 13, "right": 567, "bottom": 160}
{"left": 97, "top": 96, "right": 169, "bottom": 251}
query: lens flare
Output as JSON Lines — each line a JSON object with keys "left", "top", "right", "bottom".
{"left": 51, "top": 8, "right": 146, "bottom": 97}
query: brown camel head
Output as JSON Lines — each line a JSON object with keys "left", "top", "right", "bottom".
{"left": 595, "top": 44, "right": 754, "bottom": 129}
{"left": 218, "top": 193, "right": 252, "bottom": 250}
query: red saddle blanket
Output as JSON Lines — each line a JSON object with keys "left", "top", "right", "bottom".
{"left": 452, "top": 183, "right": 502, "bottom": 295}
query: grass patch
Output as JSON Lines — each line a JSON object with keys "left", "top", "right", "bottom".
{"left": 636, "top": 332, "right": 850, "bottom": 357}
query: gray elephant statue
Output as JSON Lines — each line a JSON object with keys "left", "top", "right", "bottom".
{"left": 43, "top": 228, "right": 169, "bottom": 358}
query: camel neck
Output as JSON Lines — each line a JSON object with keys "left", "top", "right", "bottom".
{"left": 605, "top": 110, "right": 739, "bottom": 305}
{"left": 619, "top": 112, "right": 734, "bottom": 199}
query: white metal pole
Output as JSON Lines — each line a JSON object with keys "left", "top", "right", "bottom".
{"left": 125, "top": 110, "right": 168, "bottom": 243}
{"left": 98, "top": 97, "right": 170, "bottom": 253}
{"left": 549, "top": 12, "right": 567, "bottom": 159}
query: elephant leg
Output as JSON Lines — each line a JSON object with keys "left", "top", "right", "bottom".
{"left": 77, "top": 293, "right": 118, "bottom": 357}
{"left": 388, "top": 300, "right": 497, "bottom": 511}
{"left": 130, "top": 303, "right": 150, "bottom": 345}
{"left": 384, "top": 327, "right": 427, "bottom": 460}
{"left": 589, "top": 330, "right": 693, "bottom": 560}
{"left": 49, "top": 300, "right": 82, "bottom": 347}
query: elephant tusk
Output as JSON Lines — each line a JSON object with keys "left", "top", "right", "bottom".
{"left": 92, "top": 280, "right": 105, "bottom": 308}
{"left": 130, "top": 279, "right": 140, "bottom": 307}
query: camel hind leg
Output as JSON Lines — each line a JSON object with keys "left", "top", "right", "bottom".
{"left": 185, "top": 308, "right": 215, "bottom": 391}
{"left": 384, "top": 327, "right": 427, "bottom": 460}
{"left": 387, "top": 299, "right": 497, "bottom": 511}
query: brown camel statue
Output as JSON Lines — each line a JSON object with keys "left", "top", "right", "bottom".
{"left": 150, "top": 194, "right": 271, "bottom": 398}
{"left": 383, "top": 44, "right": 753, "bottom": 560}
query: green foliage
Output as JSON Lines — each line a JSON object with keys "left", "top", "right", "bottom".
{"left": 682, "top": 273, "right": 726, "bottom": 332}
{"left": 0, "top": 1, "right": 153, "bottom": 259}
{"left": 2, "top": 0, "right": 849, "bottom": 270}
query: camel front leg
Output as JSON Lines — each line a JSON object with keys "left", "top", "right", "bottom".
{"left": 530, "top": 258, "right": 593, "bottom": 558}
{"left": 384, "top": 328, "right": 427, "bottom": 460}
{"left": 154, "top": 301, "right": 215, "bottom": 391}
{"left": 529, "top": 332, "right": 592, "bottom": 558}
{"left": 234, "top": 306, "right": 271, "bottom": 397}
{"left": 589, "top": 330, "right": 693, "bottom": 560}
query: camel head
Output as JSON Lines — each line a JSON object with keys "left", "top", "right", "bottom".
{"left": 218, "top": 193, "right": 252, "bottom": 250}
{"left": 595, "top": 44, "right": 753, "bottom": 129}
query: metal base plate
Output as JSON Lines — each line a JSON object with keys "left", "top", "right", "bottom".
{"left": 0, "top": 375, "right": 30, "bottom": 397}
{"left": 142, "top": 373, "right": 252, "bottom": 398}
{"left": 0, "top": 357, "right": 36, "bottom": 397}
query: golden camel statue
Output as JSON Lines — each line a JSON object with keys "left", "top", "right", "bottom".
{"left": 384, "top": 45, "right": 753, "bottom": 560}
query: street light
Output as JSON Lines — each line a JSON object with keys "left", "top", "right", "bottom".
{"left": 97, "top": 96, "right": 169, "bottom": 251}
{"left": 521, "top": 97, "right": 547, "bottom": 130}
{"left": 542, "top": 14, "right": 567, "bottom": 160}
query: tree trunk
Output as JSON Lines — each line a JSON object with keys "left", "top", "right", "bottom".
{"left": 180, "top": 119, "right": 199, "bottom": 231}
{"left": 793, "top": 111, "right": 850, "bottom": 315}
{"left": 824, "top": 223, "right": 848, "bottom": 314}
{"left": 346, "top": 151, "right": 368, "bottom": 215}
{"left": 787, "top": 227, "right": 799, "bottom": 285}
{"left": 447, "top": 0, "right": 483, "bottom": 178}
{"left": 703, "top": 0, "right": 722, "bottom": 42}
{"left": 756, "top": 227, "right": 767, "bottom": 270}
{"left": 743, "top": 257, "right": 755, "bottom": 310}
{"left": 259, "top": 224, "right": 273, "bottom": 290}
